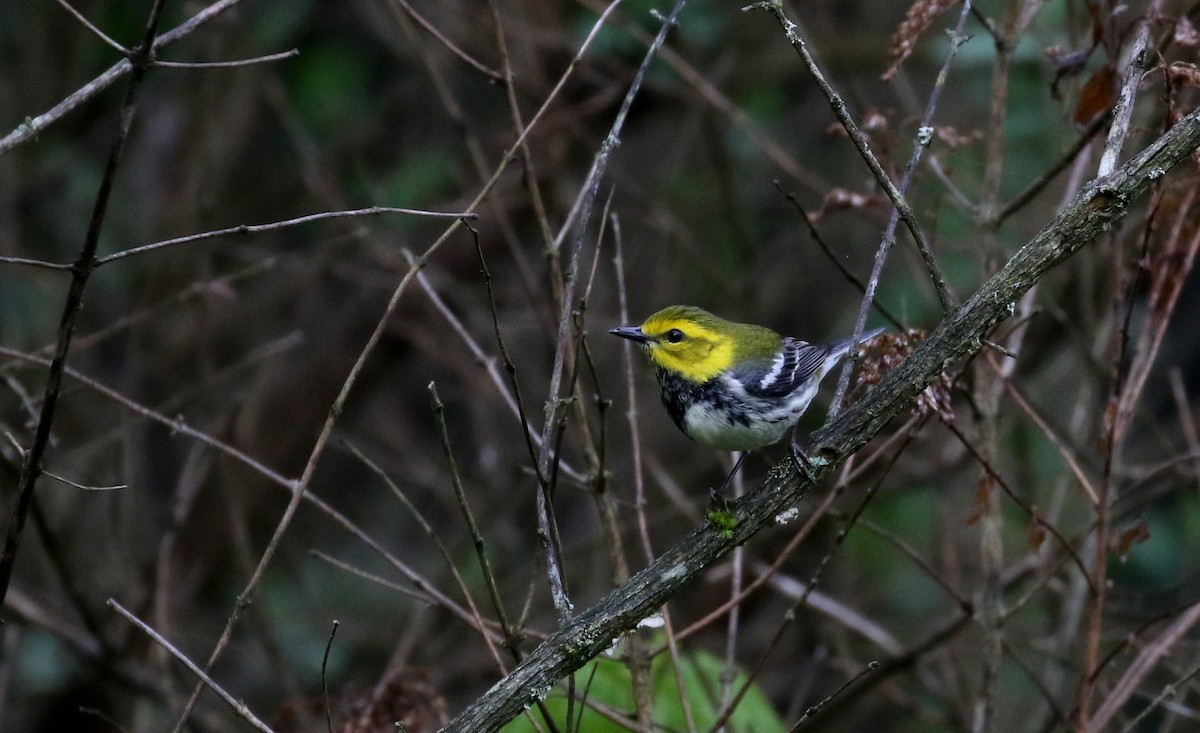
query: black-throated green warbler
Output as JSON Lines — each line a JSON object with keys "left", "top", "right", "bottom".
{"left": 610, "top": 305, "right": 883, "bottom": 455}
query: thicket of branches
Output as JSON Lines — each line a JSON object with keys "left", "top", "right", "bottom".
{"left": 2, "top": 1, "right": 1200, "bottom": 732}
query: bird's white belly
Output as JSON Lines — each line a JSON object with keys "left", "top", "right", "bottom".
{"left": 681, "top": 402, "right": 791, "bottom": 451}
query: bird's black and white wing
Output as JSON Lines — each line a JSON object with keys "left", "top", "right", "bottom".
{"left": 738, "top": 328, "right": 883, "bottom": 399}
{"left": 739, "top": 338, "right": 835, "bottom": 399}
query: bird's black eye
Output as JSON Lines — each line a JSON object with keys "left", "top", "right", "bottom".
{"left": 666, "top": 329, "right": 685, "bottom": 343}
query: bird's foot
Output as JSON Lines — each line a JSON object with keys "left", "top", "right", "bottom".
{"left": 708, "top": 485, "right": 732, "bottom": 513}
{"left": 707, "top": 485, "right": 739, "bottom": 538}
{"left": 789, "top": 440, "right": 820, "bottom": 484}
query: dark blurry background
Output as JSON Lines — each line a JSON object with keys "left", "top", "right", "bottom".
{"left": 2, "top": 1, "right": 1200, "bottom": 731}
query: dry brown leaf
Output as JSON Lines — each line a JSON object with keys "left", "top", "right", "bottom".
{"left": 1114, "top": 521, "right": 1151, "bottom": 561}
{"left": 1075, "top": 65, "right": 1117, "bottom": 126}
{"left": 966, "top": 475, "right": 994, "bottom": 526}
{"left": 883, "top": 0, "right": 960, "bottom": 81}
{"left": 1168, "top": 61, "right": 1200, "bottom": 88}
{"left": 816, "top": 188, "right": 886, "bottom": 218}
{"left": 1027, "top": 515, "right": 1047, "bottom": 551}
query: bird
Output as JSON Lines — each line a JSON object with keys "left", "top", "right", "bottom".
{"left": 610, "top": 305, "right": 882, "bottom": 488}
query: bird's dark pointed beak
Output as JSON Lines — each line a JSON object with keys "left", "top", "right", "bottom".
{"left": 609, "top": 326, "right": 650, "bottom": 344}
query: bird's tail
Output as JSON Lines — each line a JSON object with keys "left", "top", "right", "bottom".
{"left": 830, "top": 326, "right": 886, "bottom": 356}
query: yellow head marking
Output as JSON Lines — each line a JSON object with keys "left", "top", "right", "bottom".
{"left": 640, "top": 308, "right": 736, "bottom": 383}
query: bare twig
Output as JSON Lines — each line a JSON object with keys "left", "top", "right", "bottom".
{"left": 1004, "top": 381, "right": 1100, "bottom": 505}
{"left": 0, "top": 0, "right": 250, "bottom": 153}
{"left": 791, "top": 661, "right": 879, "bottom": 731}
{"left": 994, "top": 113, "right": 1109, "bottom": 225}
{"left": 151, "top": 48, "right": 299, "bottom": 68}
{"left": 1167, "top": 368, "right": 1200, "bottom": 488}
{"left": 1118, "top": 657, "right": 1200, "bottom": 733}
{"left": 384, "top": 0, "right": 502, "bottom": 81}
{"left": 172, "top": 4, "right": 628, "bottom": 725}
{"left": 0, "top": 255, "right": 73, "bottom": 271}
{"left": 709, "top": 428, "right": 911, "bottom": 733}
{"left": 575, "top": 0, "right": 826, "bottom": 191}
{"left": 97, "top": 207, "right": 475, "bottom": 266}
{"left": 345, "top": 438, "right": 508, "bottom": 671}
{"left": 0, "top": 0, "right": 169, "bottom": 605}
{"left": 322, "top": 620, "right": 339, "bottom": 733}
{"left": 746, "top": 0, "right": 954, "bottom": 323}
{"left": 776, "top": 183, "right": 907, "bottom": 331}
{"left": 107, "top": 599, "right": 274, "bottom": 732}
{"left": 55, "top": 0, "right": 129, "bottom": 53}
{"left": 2, "top": 432, "right": 126, "bottom": 491}
{"left": 828, "top": 0, "right": 973, "bottom": 417}
{"left": 1089, "top": 600, "right": 1200, "bottom": 731}
{"left": 0, "top": 346, "right": 291, "bottom": 488}
{"left": 1098, "top": 18, "right": 1155, "bottom": 177}
{"left": 535, "top": 0, "right": 688, "bottom": 621}
{"left": 309, "top": 551, "right": 435, "bottom": 604}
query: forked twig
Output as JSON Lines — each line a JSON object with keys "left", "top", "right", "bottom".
{"left": 0, "top": 0, "right": 170, "bottom": 605}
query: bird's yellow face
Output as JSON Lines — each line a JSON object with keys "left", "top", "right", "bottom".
{"left": 622, "top": 311, "right": 735, "bottom": 384}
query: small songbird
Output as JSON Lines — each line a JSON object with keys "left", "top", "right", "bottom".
{"left": 610, "top": 305, "right": 882, "bottom": 458}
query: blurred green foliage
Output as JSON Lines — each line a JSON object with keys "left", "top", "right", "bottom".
{"left": 500, "top": 641, "right": 786, "bottom": 733}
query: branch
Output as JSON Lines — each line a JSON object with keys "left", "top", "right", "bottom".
{"left": 0, "top": 0, "right": 169, "bottom": 605}
{"left": 438, "top": 105, "right": 1200, "bottom": 733}
{"left": 107, "top": 600, "right": 274, "bottom": 732}
{"left": 0, "top": 0, "right": 249, "bottom": 154}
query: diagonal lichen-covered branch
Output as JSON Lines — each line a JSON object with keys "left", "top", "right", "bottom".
{"left": 438, "top": 104, "right": 1200, "bottom": 733}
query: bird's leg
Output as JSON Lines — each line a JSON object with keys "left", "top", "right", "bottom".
{"left": 708, "top": 451, "right": 747, "bottom": 512}
{"left": 706, "top": 452, "right": 746, "bottom": 538}
{"left": 789, "top": 427, "right": 819, "bottom": 484}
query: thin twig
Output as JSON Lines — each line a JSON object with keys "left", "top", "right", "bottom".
{"left": 535, "top": 0, "right": 689, "bottom": 621}
{"left": 151, "top": 48, "right": 299, "bottom": 68}
{"left": 994, "top": 113, "right": 1109, "bottom": 224}
{"left": 1118, "top": 657, "right": 1200, "bottom": 733}
{"left": 776, "top": 183, "right": 907, "bottom": 331}
{"left": 171, "top": 5, "right": 627, "bottom": 722}
{"left": 487, "top": 0, "right": 558, "bottom": 259}
{"left": 2, "top": 432, "right": 126, "bottom": 491}
{"left": 96, "top": 206, "right": 476, "bottom": 266}
{"left": 0, "top": 0, "right": 169, "bottom": 605}
{"left": 383, "top": 0, "right": 502, "bottom": 81}
{"left": 0, "top": 0, "right": 250, "bottom": 153}
{"left": 746, "top": 0, "right": 954, "bottom": 321}
{"left": 708, "top": 428, "right": 910, "bottom": 733}
{"left": 1003, "top": 380, "right": 1101, "bottom": 506}
{"left": 107, "top": 599, "right": 274, "bottom": 732}
{"left": 575, "top": 0, "right": 826, "bottom": 191}
{"left": 310, "top": 551, "right": 435, "bottom": 604}
{"left": 1167, "top": 368, "right": 1200, "bottom": 488}
{"left": 611, "top": 213, "right": 698, "bottom": 733}
{"left": 942, "top": 416, "right": 1095, "bottom": 592}
{"left": 1089, "top": 600, "right": 1200, "bottom": 731}
{"left": 791, "top": 661, "right": 879, "bottom": 731}
{"left": 0, "top": 255, "right": 73, "bottom": 271}
{"left": 322, "top": 620, "right": 339, "bottom": 733}
{"left": 344, "top": 439, "right": 508, "bottom": 670}
{"left": 426, "top": 386, "right": 520, "bottom": 646}
{"left": 828, "top": 0, "right": 973, "bottom": 416}
{"left": 0, "top": 346, "right": 291, "bottom": 488}
{"left": 460, "top": 226, "right": 550, "bottom": 486}
{"left": 1098, "top": 18, "right": 1155, "bottom": 176}
{"left": 55, "top": 0, "right": 129, "bottom": 53}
